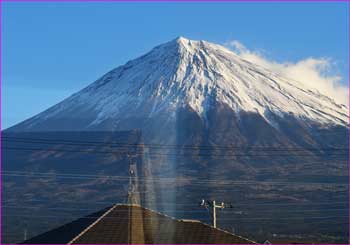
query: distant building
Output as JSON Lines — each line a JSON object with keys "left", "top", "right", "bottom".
{"left": 22, "top": 204, "right": 256, "bottom": 244}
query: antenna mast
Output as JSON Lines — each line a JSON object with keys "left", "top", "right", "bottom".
{"left": 127, "top": 153, "right": 139, "bottom": 205}
{"left": 200, "top": 199, "right": 233, "bottom": 228}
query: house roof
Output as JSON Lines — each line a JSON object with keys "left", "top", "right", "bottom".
{"left": 22, "top": 204, "right": 256, "bottom": 244}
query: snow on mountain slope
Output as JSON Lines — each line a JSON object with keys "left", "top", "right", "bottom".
{"left": 11, "top": 37, "right": 349, "bottom": 131}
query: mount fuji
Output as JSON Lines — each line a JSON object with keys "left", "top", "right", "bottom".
{"left": 7, "top": 37, "right": 348, "bottom": 141}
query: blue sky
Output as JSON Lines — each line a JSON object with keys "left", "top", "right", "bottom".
{"left": 2, "top": 2, "right": 349, "bottom": 129}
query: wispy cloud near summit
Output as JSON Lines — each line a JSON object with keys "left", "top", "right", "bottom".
{"left": 225, "top": 40, "right": 348, "bottom": 106}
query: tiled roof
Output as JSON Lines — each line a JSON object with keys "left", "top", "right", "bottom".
{"left": 22, "top": 204, "right": 256, "bottom": 244}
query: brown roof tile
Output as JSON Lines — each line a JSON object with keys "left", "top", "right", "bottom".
{"left": 22, "top": 204, "right": 256, "bottom": 244}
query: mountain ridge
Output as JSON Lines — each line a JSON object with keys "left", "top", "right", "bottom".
{"left": 7, "top": 37, "right": 348, "bottom": 133}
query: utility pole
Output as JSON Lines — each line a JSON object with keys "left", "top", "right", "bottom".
{"left": 127, "top": 154, "right": 139, "bottom": 205}
{"left": 125, "top": 136, "right": 142, "bottom": 205}
{"left": 200, "top": 199, "right": 232, "bottom": 228}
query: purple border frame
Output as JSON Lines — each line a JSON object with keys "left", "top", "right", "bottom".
{"left": 348, "top": 2, "right": 350, "bottom": 245}
{"left": 0, "top": 0, "right": 349, "bottom": 2}
{"left": 0, "top": 0, "right": 349, "bottom": 245}
{"left": 1, "top": 0, "right": 3, "bottom": 244}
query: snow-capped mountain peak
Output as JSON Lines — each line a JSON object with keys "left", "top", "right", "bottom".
{"left": 10, "top": 37, "right": 348, "bottom": 132}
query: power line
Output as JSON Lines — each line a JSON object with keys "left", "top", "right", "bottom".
{"left": 3, "top": 146, "right": 348, "bottom": 159}
{"left": 218, "top": 215, "right": 350, "bottom": 221}
{"left": 4, "top": 169, "right": 349, "bottom": 180}
{"left": 2, "top": 172, "right": 348, "bottom": 185}
{"left": 3, "top": 159, "right": 349, "bottom": 177}
{"left": 2, "top": 136, "right": 348, "bottom": 152}
{"left": 3, "top": 205, "right": 348, "bottom": 214}
{"left": 2, "top": 214, "right": 348, "bottom": 220}
{"left": 1, "top": 220, "right": 348, "bottom": 228}
{"left": 4, "top": 199, "right": 348, "bottom": 207}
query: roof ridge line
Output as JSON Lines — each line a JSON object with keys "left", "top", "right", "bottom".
{"left": 199, "top": 221, "right": 258, "bottom": 244}
{"left": 67, "top": 204, "right": 117, "bottom": 244}
{"left": 129, "top": 204, "right": 257, "bottom": 244}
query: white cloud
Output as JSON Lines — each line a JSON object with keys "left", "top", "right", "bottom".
{"left": 224, "top": 40, "right": 348, "bottom": 106}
